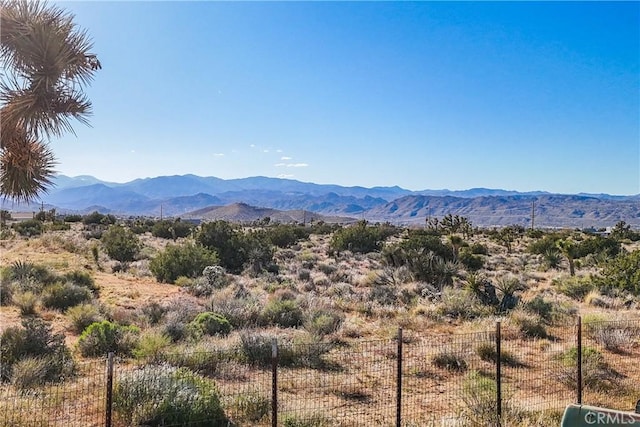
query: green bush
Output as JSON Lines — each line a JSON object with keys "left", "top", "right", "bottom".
{"left": 553, "top": 276, "right": 594, "bottom": 300}
{"left": 41, "top": 282, "right": 93, "bottom": 311}
{"left": 460, "top": 371, "right": 501, "bottom": 426}
{"left": 230, "top": 390, "right": 270, "bottom": 423}
{"left": 12, "top": 291, "right": 38, "bottom": 316}
{"left": 559, "top": 346, "right": 619, "bottom": 390}
{"left": 13, "top": 219, "right": 43, "bottom": 237}
{"left": 133, "top": 331, "right": 172, "bottom": 362}
{"left": 101, "top": 225, "right": 141, "bottom": 262}
{"left": 77, "top": 321, "right": 140, "bottom": 357}
{"left": 304, "top": 308, "right": 344, "bottom": 336}
{"left": 150, "top": 242, "right": 219, "bottom": 283}
{"left": 151, "top": 219, "right": 194, "bottom": 240}
{"left": 189, "top": 312, "right": 232, "bottom": 337}
{"left": 63, "top": 270, "right": 99, "bottom": 294}
{"left": 511, "top": 311, "right": 548, "bottom": 339}
{"left": 238, "top": 332, "right": 332, "bottom": 369}
{"left": 0, "top": 318, "right": 72, "bottom": 382}
{"left": 82, "top": 211, "right": 116, "bottom": 225}
{"left": 195, "top": 220, "right": 259, "bottom": 273}
{"left": 11, "top": 355, "right": 74, "bottom": 390}
{"left": 592, "top": 250, "right": 640, "bottom": 295}
{"left": 330, "top": 220, "right": 383, "bottom": 254}
{"left": 67, "top": 303, "right": 104, "bottom": 334}
{"left": 283, "top": 413, "right": 331, "bottom": 427}
{"left": 113, "top": 365, "right": 227, "bottom": 426}
{"left": 261, "top": 298, "right": 303, "bottom": 328}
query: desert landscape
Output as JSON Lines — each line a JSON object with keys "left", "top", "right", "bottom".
{"left": 1, "top": 212, "right": 639, "bottom": 426}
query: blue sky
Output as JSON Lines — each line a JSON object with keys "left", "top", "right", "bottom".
{"left": 53, "top": 1, "right": 639, "bottom": 195}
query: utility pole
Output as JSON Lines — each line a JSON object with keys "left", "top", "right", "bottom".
{"left": 531, "top": 200, "right": 535, "bottom": 230}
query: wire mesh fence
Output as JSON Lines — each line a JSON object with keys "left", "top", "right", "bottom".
{"left": 1, "top": 317, "right": 639, "bottom": 426}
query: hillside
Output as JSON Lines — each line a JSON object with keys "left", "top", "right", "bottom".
{"left": 4, "top": 174, "right": 639, "bottom": 228}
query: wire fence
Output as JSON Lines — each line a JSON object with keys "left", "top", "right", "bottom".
{"left": 1, "top": 317, "right": 639, "bottom": 426}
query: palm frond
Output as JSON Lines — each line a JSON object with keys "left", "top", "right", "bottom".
{"left": 0, "top": 127, "right": 57, "bottom": 203}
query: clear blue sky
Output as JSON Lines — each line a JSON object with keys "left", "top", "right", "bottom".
{"left": 53, "top": 1, "right": 639, "bottom": 195}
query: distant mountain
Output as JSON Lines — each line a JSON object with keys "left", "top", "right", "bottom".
{"left": 28, "top": 174, "right": 639, "bottom": 228}
{"left": 184, "top": 203, "right": 354, "bottom": 224}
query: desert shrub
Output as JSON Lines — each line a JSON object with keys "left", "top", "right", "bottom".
{"left": 13, "top": 219, "right": 43, "bottom": 237}
{"left": 330, "top": 220, "right": 383, "bottom": 254}
{"left": 82, "top": 211, "right": 116, "bottom": 225}
{"left": 133, "top": 331, "right": 172, "bottom": 362}
{"left": 150, "top": 242, "right": 219, "bottom": 283}
{"left": 41, "top": 282, "right": 93, "bottom": 311}
{"left": 188, "top": 265, "right": 229, "bottom": 297}
{"left": 208, "top": 294, "right": 262, "bottom": 328}
{"left": 459, "top": 250, "right": 485, "bottom": 271}
{"left": 195, "top": 220, "right": 255, "bottom": 273}
{"left": 63, "top": 214, "right": 83, "bottom": 222}
{"left": 162, "top": 311, "right": 189, "bottom": 342}
{"left": 524, "top": 295, "right": 555, "bottom": 324}
{"left": 304, "top": 308, "right": 344, "bottom": 337}
{"left": 140, "top": 301, "right": 167, "bottom": 325}
{"left": 238, "top": 332, "right": 332, "bottom": 369}
{"left": 151, "top": 219, "right": 194, "bottom": 239}
{"left": 189, "top": 312, "right": 232, "bottom": 337}
{"left": 553, "top": 276, "right": 594, "bottom": 300}
{"left": 559, "top": 346, "right": 619, "bottom": 390}
{"left": 0, "top": 280, "right": 15, "bottom": 306}
{"left": 0, "top": 318, "right": 72, "bottom": 382}
{"left": 12, "top": 291, "right": 38, "bottom": 316}
{"left": 592, "top": 250, "right": 640, "bottom": 295}
{"left": 101, "top": 225, "right": 141, "bottom": 262}
{"left": 527, "top": 233, "right": 563, "bottom": 255}
{"left": 283, "top": 413, "right": 331, "bottom": 427}
{"left": 368, "top": 284, "right": 398, "bottom": 305}
{"left": 63, "top": 270, "right": 99, "bottom": 294}
{"left": 436, "top": 288, "right": 490, "bottom": 320}
{"left": 475, "top": 342, "right": 520, "bottom": 367}
{"left": 113, "top": 365, "right": 227, "bottom": 426}
{"left": 230, "top": 390, "right": 270, "bottom": 423}
{"left": 297, "top": 268, "right": 311, "bottom": 281}
{"left": 470, "top": 243, "right": 489, "bottom": 255}
{"left": 11, "top": 354, "right": 74, "bottom": 390}
{"left": 77, "top": 321, "right": 140, "bottom": 357}
{"left": 261, "top": 298, "right": 303, "bottom": 328}
{"left": 460, "top": 371, "right": 501, "bottom": 426}
{"left": 585, "top": 321, "right": 637, "bottom": 353}
{"left": 264, "top": 224, "right": 310, "bottom": 248}
{"left": 3, "top": 260, "right": 57, "bottom": 287}
{"left": 510, "top": 311, "right": 548, "bottom": 339}
{"left": 432, "top": 351, "right": 468, "bottom": 372}
{"left": 67, "top": 303, "right": 104, "bottom": 334}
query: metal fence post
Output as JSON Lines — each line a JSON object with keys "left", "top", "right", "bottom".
{"left": 105, "top": 352, "right": 114, "bottom": 427}
{"left": 396, "top": 327, "right": 403, "bottom": 427}
{"left": 577, "top": 316, "right": 582, "bottom": 405}
{"left": 272, "top": 339, "right": 278, "bottom": 427}
{"left": 496, "top": 321, "right": 502, "bottom": 425}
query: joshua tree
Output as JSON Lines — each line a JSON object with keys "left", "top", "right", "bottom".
{"left": 0, "top": 0, "right": 100, "bottom": 202}
{"left": 556, "top": 239, "right": 577, "bottom": 276}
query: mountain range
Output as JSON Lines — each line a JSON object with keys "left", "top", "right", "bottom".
{"left": 3, "top": 174, "right": 639, "bottom": 228}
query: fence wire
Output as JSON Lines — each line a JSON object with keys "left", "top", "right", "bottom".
{"left": 1, "top": 318, "right": 639, "bottom": 426}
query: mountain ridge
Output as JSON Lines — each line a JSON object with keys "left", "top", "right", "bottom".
{"left": 4, "top": 174, "right": 638, "bottom": 228}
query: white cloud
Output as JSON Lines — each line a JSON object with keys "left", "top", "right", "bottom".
{"left": 276, "top": 149, "right": 283, "bottom": 153}
{"left": 263, "top": 149, "right": 269, "bottom": 153}
{"left": 280, "top": 156, "right": 292, "bottom": 160}
{"left": 278, "top": 174, "right": 294, "bottom": 179}
{"left": 212, "top": 153, "right": 224, "bottom": 157}
{"left": 274, "top": 162, "right": 307, "bottom": 168}
{"left": 249, "top": 144, "right": 256, "bottom": 148}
